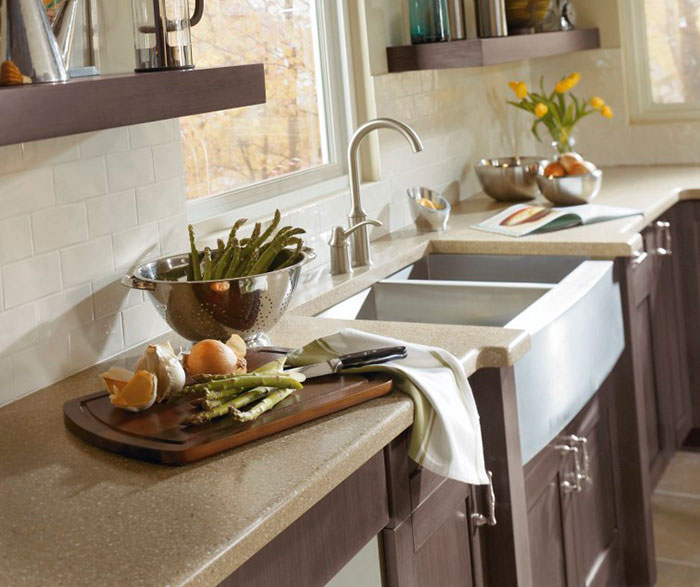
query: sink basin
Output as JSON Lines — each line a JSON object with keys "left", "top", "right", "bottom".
{"left": 317, "top": 254, "right": 625, "bottom": 463}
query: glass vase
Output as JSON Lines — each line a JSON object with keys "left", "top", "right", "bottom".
{"left": 551, "top": 131, "right": 576, "bottom": 156}
{"left": 409, "top": 0, "right": 451, "bottom": 44}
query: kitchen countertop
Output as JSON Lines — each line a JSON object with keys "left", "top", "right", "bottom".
{"left": 1, "top": 165, "right": 698, "bottom": 586}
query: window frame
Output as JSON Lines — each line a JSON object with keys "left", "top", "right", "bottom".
{"left": 186, "top": 0, "right": 357, "bottom": 224}
{"left": 620, "top": 0, "right": 700, "bottom": 123}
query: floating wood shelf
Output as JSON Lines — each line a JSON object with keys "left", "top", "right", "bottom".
{"left": 0, "top": 64, "right": 266, "bottom": 146}
{"left": 386, "top": 29, "right": 600, "bottom": 73}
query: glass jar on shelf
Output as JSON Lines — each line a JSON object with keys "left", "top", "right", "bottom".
{"left": 408, "top": 0, "right": 451, "bottom": 44}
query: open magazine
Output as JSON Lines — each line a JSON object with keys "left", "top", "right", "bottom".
{"left": 473, "top": 203, "right": 642, "bottom": 237}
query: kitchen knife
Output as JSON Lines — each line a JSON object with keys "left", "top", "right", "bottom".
{"left": 289, "top": 346, "right": 407, "bottom": 379}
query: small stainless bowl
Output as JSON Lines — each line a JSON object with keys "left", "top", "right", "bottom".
{"left": 475, "top": 157, "right": 541, "bottom": 202}
{"left": 536, "top": 161, "right": 603, "bottom": 206}
{"left": 407, "top": 187, "right": 451, "bottom": 232}
{"left": 121, "top": 248, "right": 315, "bottom": 346}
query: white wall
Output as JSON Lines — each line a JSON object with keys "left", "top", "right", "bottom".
{"left": 0, "top": 122, "right": 187, "bottom": 405}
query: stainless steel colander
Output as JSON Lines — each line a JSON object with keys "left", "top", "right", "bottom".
{"left": 121, "top": 248, "right": 314, "bottom": 345}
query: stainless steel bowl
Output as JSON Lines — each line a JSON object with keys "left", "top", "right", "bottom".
{"left": 121, "top": 248, "right": 315, "bottom": 345}
{"left": 475, "top": 157, "right": 541, "bottom": 202}
{"left": 536, "top": 161, "right": 603, "bottom": 206}
{"left": 407, "top": 187, "right": 451, "bottom": 232}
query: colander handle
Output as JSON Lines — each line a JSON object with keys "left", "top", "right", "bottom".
{"left": 121, "top": 275, "right": 156, "bottom": 291}
{"left": 302, "top": 247, "right": 317, "bottom": 265}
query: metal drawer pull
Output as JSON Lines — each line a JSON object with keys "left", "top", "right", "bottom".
{"left": 654, "top": 220, "right": 672, "bottom": 256}
{"left": 631, "top": 250, "right": 648, "bottom": 268}
{"left": 471, "top": 470, "right": 497, "bottom": 527}
{"left": 555, "top": 443, "right": 582, "bottom": 492}
{"left": 570, "top": 435, "right": 591, "bottom": 486}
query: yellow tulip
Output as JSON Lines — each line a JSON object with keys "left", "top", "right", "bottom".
{"left": 567, "top": 72, "right": 581, "bottom": 89}
{"left": 555, "top": 79, "right": 571, "bottom": 94}
{"left": 590, "top": 96, "right": 605, "bottom": 110}
{"left": 601, "top": 105, "right": 614, "bottom": 119}
{"left": 534, "top": 103, "right": 548, "bottom": 118}
{"left": 509, "top": 81, "right": 528, "bottom": 100}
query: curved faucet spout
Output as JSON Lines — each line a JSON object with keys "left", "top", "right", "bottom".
{"left": 348, "top": 118, "right": 424, "bottom": 219}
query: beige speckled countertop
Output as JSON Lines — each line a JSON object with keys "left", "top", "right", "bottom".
{"left": 1, "top": 165, "right": 698, "bottom": 586}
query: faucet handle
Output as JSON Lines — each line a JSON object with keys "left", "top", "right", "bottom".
{"left": 329, "top": 220, "right": 382, "bottom": 248}
{"left": 329, "top": 220, "right": 382, "bottom": 276}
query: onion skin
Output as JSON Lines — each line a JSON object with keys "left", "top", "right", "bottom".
{"left": 187, "top": 340, "right": 240, "bottom": 377}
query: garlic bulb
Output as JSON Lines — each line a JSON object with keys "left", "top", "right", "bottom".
{"left": 135, "top": 342, "right": 186, "bottom": 402}
{"left": 225, "top": 334, "right": 247, "bottom": 359}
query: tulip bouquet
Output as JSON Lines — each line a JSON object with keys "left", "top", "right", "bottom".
{"left": 507, "top": 73, "right": 613, "bottom": 155}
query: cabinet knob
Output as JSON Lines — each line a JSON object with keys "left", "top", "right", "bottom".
{"left": 471, "top": 470, "right": 497, "bottom": 527}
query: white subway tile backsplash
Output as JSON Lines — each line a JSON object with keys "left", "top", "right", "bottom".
{"left": 0, "top": 216, "right": 33, "bottom": 265}
{"left": 93, "top": 275, "right": 142, "bottom": 319}
{"left": 106, "top": 147, "right": 155, "bottom": 191}
{"left": 136, "top": 177, "right": 185, "bottom": 224}
{"left": 22, "top": 136, "right": 81, "bottom": 166}
{"left": 32, "top": 203, "right": 88, "bottom": 253}
{"left": 0, "top": 356, "right": 13, "bottom": 406}
{"left": 70, "top": 314, "right": 124, "bottom": 371}
{"left": 2, "top": 253, "right": 62, "bottom": 309}
{"left": 13, "top": 331, "right": 71, "bottom": 397}
{"left": 129, "top": 121, "right": 174, "bottom": 149}
{"left": 158, "top": 214, "right": 188, "bottom": 257}
{"left": 78, "top": 128, "right": 130, "bottom": 158}
{"left": 60, "top": 237, "right": 114, "bottom": 287}
{"left": 37, "top": 284, "right": 93, "bottom": 335}
{"left": 86, "top": 190, "right": 138, "bottom": 238}
{"left": 112, "top": 223, "right": 161, "bottom": 271}
{"left": 53, "top": 157, "right": 108, "bottom": 202}
{"left": 152, "top": 142, "right": 184, "bottom": 181}
{"left": 0, "top": 145, "right": 24, "bottom": 175}
{"left": 0, "top": 168, "right": 54, "bottom": 220}
{"left": 122, "top": 302, "right": 169, "bottom": 347}
{"left": 0, "top": 303, "right": 38, "bottom": 355}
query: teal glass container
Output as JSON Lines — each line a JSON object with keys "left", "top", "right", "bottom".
{"left": 409, "top": 0, "right": 451, "bottom": 44}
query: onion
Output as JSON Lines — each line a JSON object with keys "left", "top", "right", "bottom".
{"left": 186, "top": 339, "right": 240, "bottom": 376}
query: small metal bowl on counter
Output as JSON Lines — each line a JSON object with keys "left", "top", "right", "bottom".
{"left": 475, "top": 157, "right": 541, "bottom": 202}
{"left": 121, "top": 248, "right": 315, "bottom": 346}
{"left": 407, "top": 187, "right": 451, "bottom": 232}
{"left": 535, "top": 160, "right": 603, "bottom": 206}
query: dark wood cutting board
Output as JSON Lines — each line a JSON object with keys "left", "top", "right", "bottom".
{"left": 63, "top": 348, "right": 394, "bottom": 465}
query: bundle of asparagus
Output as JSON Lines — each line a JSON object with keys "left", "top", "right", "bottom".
{"left": 176, "top": 361, "right": 304, "bottom": 426}
{"left": 185, "top": 210, "right": 306, "bottom": 281}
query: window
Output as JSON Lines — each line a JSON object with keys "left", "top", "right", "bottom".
{"left": 620, "top": 0, "right": 700, "bottom": 121}
{"left": 183, "top": 0, "right": 353, "bottom": 222}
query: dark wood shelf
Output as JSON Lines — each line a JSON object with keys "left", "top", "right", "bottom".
{"left": 386, "top": 28, "right": 600, "bottom": 73}
{"left": 0, "top": 64, "right": 265, "bottom": 146}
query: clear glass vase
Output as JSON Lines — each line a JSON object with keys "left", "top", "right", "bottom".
{"left": 408, "top": 0, "right": 451, "bottom": 44}
{"left": 551, "top": 132, "right": 576, "bottom": 156}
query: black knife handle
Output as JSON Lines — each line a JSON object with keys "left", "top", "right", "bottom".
{"left": 339, "top": 346, "right": 407, "bottom": 369}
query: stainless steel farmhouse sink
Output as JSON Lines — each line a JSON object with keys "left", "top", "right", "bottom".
{"left": 317, "top": 254, "right": 625, "bottom": 463}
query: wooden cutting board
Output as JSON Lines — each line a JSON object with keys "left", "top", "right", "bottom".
{"left": 63, "top": 348, "right": 394, "bottom": 465}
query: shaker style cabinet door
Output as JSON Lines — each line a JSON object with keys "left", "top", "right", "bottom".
{"left": 568, "top": 389, "right": 625, "bottom": 587}
{"left": 524, "top": 388, "right": 624, "bottom": 587}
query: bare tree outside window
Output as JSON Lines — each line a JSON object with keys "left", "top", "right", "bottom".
{"left": 643, "top": 0, "right": 700, "bottom": 104}
{"left": 180, "top": 0, "right": 329, "bottom": 200}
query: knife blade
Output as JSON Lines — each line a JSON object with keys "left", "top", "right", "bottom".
{"left": 289, "top": 346, "right": 407, "bottom": 379}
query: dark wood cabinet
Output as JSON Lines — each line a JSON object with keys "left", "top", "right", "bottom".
{"left": 625, "top": 214, "right": 692, "bottom": 487}
{"left": 524, "top": 384, "right": 624, "bottom": 587}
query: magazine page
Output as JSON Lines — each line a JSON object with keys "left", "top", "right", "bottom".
{"left": 472, "top": 203, "right": 642, "bottom": 238}
{"left": 472, "top": 204, "right": 580, "bottom": 237}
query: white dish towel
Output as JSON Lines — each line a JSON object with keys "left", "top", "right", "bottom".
{"left": 287, "top": 328, "right": 489, "bottom": 485}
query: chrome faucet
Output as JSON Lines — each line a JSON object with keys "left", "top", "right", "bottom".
{"left": 346, "top": 118, "right": 423, "bottom": 268}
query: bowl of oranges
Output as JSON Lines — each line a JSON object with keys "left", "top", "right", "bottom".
{"left": 536, "top": 153, "right": 602, "bottom": 206}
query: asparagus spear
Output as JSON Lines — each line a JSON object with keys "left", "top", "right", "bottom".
{"left": 229, "top": 387, "right": 295, "bottom": 422}
{"left": 253, "top": 209, "right": 281, "bottom": 248}
{"left": 181, "top": 372, "right": 304, "bottom": 395}
{"left": 182, "top": 386, "right": 274, "bottom": 426}
{"left": 188, "top": 224, "right": 202, "bottom": 281}
{"left": 275, "top": 240, "right": 303, "bottom": 270}
{"left": 202, "top": 247, "right": 214, "bottom": 280}
{"left": 250, "top": 229, "right": 305, "bottom": 275}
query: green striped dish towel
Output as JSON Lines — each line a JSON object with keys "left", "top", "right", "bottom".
{"left": 287, "top": 328, "right": 489, "bottom": 485}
